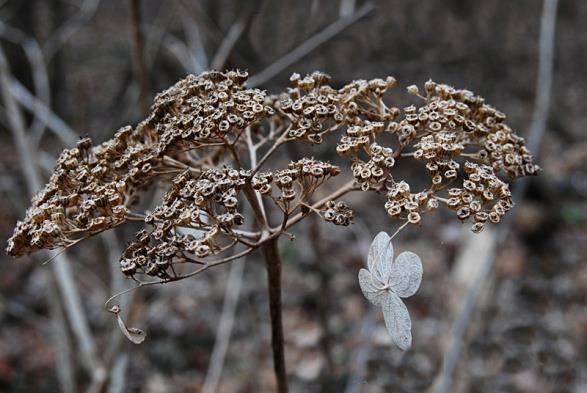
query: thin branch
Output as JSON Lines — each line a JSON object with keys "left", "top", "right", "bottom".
{"left": 285, "top": 179, "right": 358, "bottom": 229}
{"left": 164, "top": 33, "right": 203, "bottom": 73}
{"left": 431, "top": 2, "right": 559, "bottom": 392}
{"left": 344, "top": 217, "right": 378, "bottom": 393}
{"left": 130, "top": 0, "right": 149, "bottom": 113}
{"left": 0, "top": 22, "right": 51, "bottom": 145}
{"left": 0, "top": 45, "right": 103, "bottom": 378}
{"left": 8, "top": 77, "right": 78, "bottom": 145}
{"left": 202, "top": 255, "right": 247, "bottom": 393}
{"left": 339, "top": 0, "right": 356, "bottom": 18}
{"left": 210, "top": 14, "right": 248, "bottom": 70}
{"left": 48, "top": 275, "right": 75, "bottom": 393}
{"left": 43, "top": 0, "right": 100, "bottom": 60}
{"left": 180, "top": 5, "right": 209, "bottom": 71}
{"left": 247, "top": 2, "right": 375, "bottom": 88}
{"left": 106, "top": 354, "right": 129, "bottom": 393}
{"left": 527, "top": 0, "right": 558, "bottom": 155}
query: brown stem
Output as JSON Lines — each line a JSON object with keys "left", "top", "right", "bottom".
{"left": 260, "top": 238, "right": 288, "bottom": 393}
{"left": 130, "top": 0, "right": 148, "bottom": 113}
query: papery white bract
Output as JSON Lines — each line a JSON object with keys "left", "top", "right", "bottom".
{"left": 358, "top": 231, "right": 423, "bottom": 350}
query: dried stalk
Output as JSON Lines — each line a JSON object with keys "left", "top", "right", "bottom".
{"left": 247, "top": 2, "right": 375, "bottom": 87}
{"left": 0, "top": 45, "right": 104, "bottom": 382}
{"left": 431, "top": 1, "right": 558, "bottom": 392}
{"left": 261, "top": 238, "right": 288, "bottom": 393}
{"left": 130, "top": 0, "right": 149, "bottom": 113}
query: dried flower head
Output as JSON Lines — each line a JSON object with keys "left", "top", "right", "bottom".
{"left": 6, "top": 71, "right": 539, "bottom": 331}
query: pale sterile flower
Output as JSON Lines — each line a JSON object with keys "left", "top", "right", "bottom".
{"left": 358, "top": 231, "right": 423, "bottom": 350}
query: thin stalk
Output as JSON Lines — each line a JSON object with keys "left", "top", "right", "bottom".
{"left": 308, "top": 219, "right": 335, "bottom": 387}
{"left": 130, "top": 0, "right": 148, "bottom": 113}
{"left": 260, "top": 238, "right": 288, "bottom": 393}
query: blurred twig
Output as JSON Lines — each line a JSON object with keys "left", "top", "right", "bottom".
{"left": 106, "top": 354, "right": 129, "bottom": 393}
{"left": 180, "top": 5, "right": 208, "bottom": 72}
{"left": 202, "top": 255, "right": 247, "bottom": 393}
{"left": 130, "top": 0, "right": 149, "bottom": 113}
{"left": 344, "top": 308, "right": 377, "bottom": 393}
{"left": 0, "top": 44, "right": 105, "bottom": 385}
{"left": 308, "top": 218, "right": 335, "bottom": 384}
{"left": 247, "top": 1, "right": 375, "bottom": 88}
{"left": 526, "top": 0, "right": 558, "bottom": 156}
{"left": 43, "top": 0, "right": 100, "bottom": 60}
{"left": 431, "top": 1, "right": 559, "bottom": 392}
{"left": 48, "top": 275, "right": 76, "bottom": 393}
{"left": 8, "top": 78, "right": 78, "bottom": 146}
{"left": 339, "top": 0, "right": 356, "bottom": 17}
{"left": 344, "top": 217, "right": 378, "bottom": 393}
{"left": 0, "top": 22, "right": 51, "bottom": 145}
{"left": 210, "top": 13, "right": 248, "bottom": 70}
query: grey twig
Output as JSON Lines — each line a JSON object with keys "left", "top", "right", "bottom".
{"left": 210, "top": 14, "right": 248, "bottom": 70}
{"left": 43, "top": 0, "right": 100, "bottom": 60}
{"left": 180, "top": 5, "right": 208, "bottom": 71}
{"left": 130, "top": 0, "right": 149, "bottom": 113}
{"left": 344, "top": 217, "right": 379, "bottom": 393}
{"left": 0, "top": 22, "right": 51, "bottom": 145}
{"left": 247, "top": 2, "right": 375, "bottom": 88}
{"left": 8, "top": 78, "right": 78, "bottom": 146}
{"left": 339, "top": 0, "right": 356, "bottom": 17}
{"left": 164, "top": 33, "right": 204, "bottom": 73}
{"left": 527, "top": 0, "right": 558, "bottom": 155}
{"left": 202, "top": 256, "right": 247, "bottom": 393}
{"left": 0, "top": 45, "right": 104, "bottom": 383}
{"left": 106, "top": 354, "right": 129, "bottom": 393}
{"left": 431, "top": 2, "right": 559, "bottom": 392}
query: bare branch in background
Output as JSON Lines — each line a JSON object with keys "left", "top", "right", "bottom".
{"left": 130, "top": 0, "right": 149, "bottom": 113}
{"left": 165, "top": 33, "right": 204, "bottom": 73}
{"left": 431, "top": 2, "right": 559, "bottom": 392}
{"left": 106, "top": 354, "right": 129, "bottom": 393}
{"left": 43, "top": 0, "right": 100, "bottom": 60}
{"left": 202, "top": 256, "right": 247, "bottom": 393}
{"left": 248, "top": 1, "right": 375, "bottom": 87}
{"left": 48, "top": 275, "right": 76, "bottom": 393}
{"left": 210, "top": 14, "right": 248, "bottom": 70}
{"left": 527, "top": 0, "right": 558, "bottom": 155}
{"left": 0, "top": 45, "right": 105, "bottom": 384}
{"left": 180, "top": 5, "right": 209, "bottom": 71}
{"left": 8, "top": 78, "right": 78, "bottom": 146}
{"left": 339, "top": 0, "right": 356, "bottom": 17}
{"left": 0, "top": 22, "right": 51, "bottom": 144}
{"left": 344, "top": 217, "right": 379, "bottom": 393}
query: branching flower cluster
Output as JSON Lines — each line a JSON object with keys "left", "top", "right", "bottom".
{"left": 7, "top": 70, "right": 539, "bottom": 286}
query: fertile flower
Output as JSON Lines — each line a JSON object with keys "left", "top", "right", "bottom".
{"left": 358, "top": 231, "right": 423, "bottom": 350}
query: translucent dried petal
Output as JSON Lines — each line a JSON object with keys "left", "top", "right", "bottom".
{"left": 367, "top": 231, "right": 394, "bottom": 283}
{"left": 381, "top": 291, "right": 412, "bottom": 351}
{"left": 358, "top": 268, "right": 385, "bottom": 306}
{"left": 115, "top": 313, "right": 147, "bottom": 344}
{"left": 389, "top": 251, "right": 423, "bottom": 298}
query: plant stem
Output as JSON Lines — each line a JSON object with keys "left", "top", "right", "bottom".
{"left": 260, "top": 238, "right": 288, "bottom": 393}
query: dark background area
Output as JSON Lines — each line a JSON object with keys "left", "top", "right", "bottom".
{"left": 0, "top": 0, "right": 585, "bottom": 392}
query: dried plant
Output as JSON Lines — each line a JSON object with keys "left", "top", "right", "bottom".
{"left": 6, "top": 70, "right": 539, "bottom": 392}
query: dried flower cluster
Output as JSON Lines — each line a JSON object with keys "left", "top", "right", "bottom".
{"left": 7, "top": 70, "right": 539, "bottom": 284}
{"left": 7, "top": 70, "right": 272, "bottom": 257}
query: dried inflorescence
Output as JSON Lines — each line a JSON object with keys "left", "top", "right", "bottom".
{"left": 120, "top": 168, "right": 251, "bottom": 278}
{"left": 7, "top": 70, "right": 539, "bottom": 282}
{"left": 7, "top": 70, "right": 273, "bottom": 257}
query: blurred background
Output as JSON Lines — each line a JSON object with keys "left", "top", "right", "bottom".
{"left": 0, "top": 0, "right": 585, "bottom": 392}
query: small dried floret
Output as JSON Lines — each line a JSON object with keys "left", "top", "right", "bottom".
{"left": 322, "top": 200, "right": 353, "bottom": 226}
